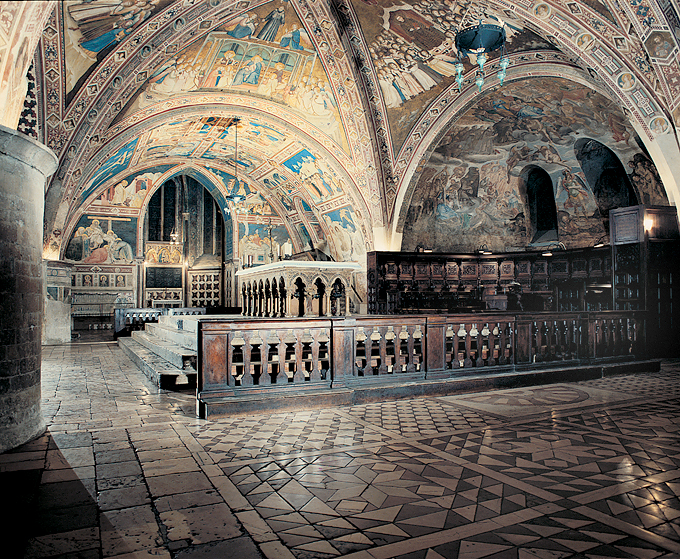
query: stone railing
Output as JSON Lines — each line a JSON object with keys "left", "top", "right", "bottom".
{"left": 196, "top": 310, "right": 647, "bottom": 417}
{"left": 236, "top": 261, "right": 362, "bottom": 317}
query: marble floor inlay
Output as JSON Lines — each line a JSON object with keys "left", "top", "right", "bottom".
{"left": 2, "top": 344, "right": 680, "bottom": 559}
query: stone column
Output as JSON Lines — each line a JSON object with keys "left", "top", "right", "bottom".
{"left": 0, "top": 126, "right": 58, "bottom": 453}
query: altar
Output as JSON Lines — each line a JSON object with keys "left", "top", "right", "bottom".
{"left": 236, "top": 261, "right": 362, "bottom": 317}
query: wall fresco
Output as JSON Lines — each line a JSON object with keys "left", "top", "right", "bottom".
{"left": 90, "top": 168, "right": 168, "bottom": 211}
{"left": 136, "top": 117, "right": 294, "bottom": 174}
{"left": 81, "top": 139, "right": 139, "bottom": 206}
{"left": 282, "top": 149, "right": 345, "bottom": 203}
{"left": 238, "top": 221, "right": 291, "bottom": 264}
{"left": 322, "top": 206, "right": 366, "bottom": 263}
{"left": 402, "top": 77, "right": 668, "bottom": 253}
{"left": 64, "top": 216, "right": 137, "bottom": 264}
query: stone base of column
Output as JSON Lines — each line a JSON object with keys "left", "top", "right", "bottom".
{"left": 0, "top": 384, "right": 45, "bottom": 452}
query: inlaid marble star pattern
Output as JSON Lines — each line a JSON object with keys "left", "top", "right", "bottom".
{"left": 6, "top": 347, "right": 680, "bottom": 559}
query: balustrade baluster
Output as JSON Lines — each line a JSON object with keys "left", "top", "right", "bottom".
{"left": 541, "top": 321, "right": 550, "bottom": 361}
{"left": 457, "top": 324, "right": 467, "bottom": 368}
{"left": 412, "top": 325, "right": 423, "bottom": 372}
{"left": 555, "top": 321, "right": 563, "bottom": 360}
{"left": 628, "top": 318, "right": 636, "bottom": 355}
{"left": 283, "top": 330, "right": 297, "bottom": 381}
{"left": 301, "top": 329, "right": 315, "bottom": 381}
{"left": 230, "top": 333, "right": 245, "bottom": 386}
{"left": 616, "top": 319, "right": 625, "bottom": 355}
{"left": 480, "top": 324, "right": 490, "bottom": 367}
{"left": 604, "top": 320, "right": 612, "bottom": 356}
{"left": 398, "top": 326, "right": 410, "bottom": 372}
{"left": 368, "top": 327, "right": 381, "bottom": 375}
{"left": 445, "top": 325, "right": 455, "bottom": 369}
{"left": 249, "top": 332, "right": 263, "bottom": 385}
{"left": 292, "top": 331, "right": 305, "bottom": 383}
{"left": 503, "top": 322, "right": 513, "bottom": 364}
{"left": 241, "top": 335, "right": 254, "bottom": 386}
{"left": 356, "top": 327, "right": 367, "bottom": 376}
{"left": 275, "top": 333, "right": 287, "bottom": 384}
{"left": 491, "top": 323, "right": 500, "bottom": 366}
{"left": 377, "top": 327, "right": 388, "bottom": 375}
{"left": 470, "top": 324, "right": 480, "bottom": 367}
{"left": 464, "top": 324, "right": 474, "bottom": 368}
{"left": 266, "top": 331, "right": 281, "bottom": 384}
{"left": 318, "top": 330, "right": 330, "bottom": 379}
{"left": 385, "top": 327, "right": 396, "bottom": 374}
{"left": 531, "top": 321, "right": 539, "bottom": 363}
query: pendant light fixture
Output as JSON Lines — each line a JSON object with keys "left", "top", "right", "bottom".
{"left": 454, "top": 18, "right": 510, "bottom": 92}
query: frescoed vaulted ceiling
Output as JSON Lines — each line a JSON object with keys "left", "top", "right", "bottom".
{"left": 28, "top": 0, "right": 680, "bottom": 261}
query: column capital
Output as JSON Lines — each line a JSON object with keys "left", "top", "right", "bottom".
{"left": 0, "top": 125, "right": 58, "bottom": 178}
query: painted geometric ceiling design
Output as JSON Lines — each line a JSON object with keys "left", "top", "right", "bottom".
{"left": 34, "top": 0, "right": 680, "bottom": 257}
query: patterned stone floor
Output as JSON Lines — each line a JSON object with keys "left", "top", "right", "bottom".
{"left": 2, "top": 343, "right": 680, "bottom": 559}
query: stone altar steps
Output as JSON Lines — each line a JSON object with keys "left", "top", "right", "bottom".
{"left": 117, "top": 315, "right": 201, "bottom": 389}
{"left": 145, "top": 320, "right": 198, "bottom": 352}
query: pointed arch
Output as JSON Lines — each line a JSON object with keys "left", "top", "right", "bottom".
{"left": 520, "top": 165, "right": 558, "bottom": 245}
{"left": 574, "top": 138, "right": 638, "bottom": 227}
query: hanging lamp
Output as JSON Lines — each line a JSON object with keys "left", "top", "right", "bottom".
{"left": 454, "top": 19, "right": 510, "bottom": 93}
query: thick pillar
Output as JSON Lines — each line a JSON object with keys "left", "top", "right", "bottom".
{"left": 0, "top": 125, "right": 58, "bottom": 453}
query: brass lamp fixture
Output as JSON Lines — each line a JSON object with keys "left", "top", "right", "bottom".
{"left": 541, "top": 242, "right": 566, "bottom": 257}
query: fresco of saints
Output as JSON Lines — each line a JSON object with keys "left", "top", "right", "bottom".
{"left": 560, "top": 169, "right": 591, "bottom": 218}
{"left": 105, "top": 230, "right": 134, "bottom": 262}
{"left": 204, "top": 51, "right": 237, "bottom": 88}
{"left": 71, "top": 0, "right": 160, "bottom": 56}
{"left": 388, "top": 10, "right": 445, "bottom": 51}
{"left": 279, "top": 25, "right": 305, "bottom": 50}
{"left": 233, "top": 55, "right": 263, "bottom": 86}
{"left": 227, "top": 13, "right": 257, "bottom": 39}
{"left": 256, "top": 7, "right": 285, "bottom": 42}
{"left": 651, "top": 35, "right": 673, "bottom": 58}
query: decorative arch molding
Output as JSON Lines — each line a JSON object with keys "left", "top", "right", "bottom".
{"left": 69, "top": 97, "right": 372, "bottom": 218}
{"left": 49, "top": 99, "right": 376, "bottom": 256}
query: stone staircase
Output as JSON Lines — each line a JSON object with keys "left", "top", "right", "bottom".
{"left": 118, "top": 315, "right": 201, "bottom": 389}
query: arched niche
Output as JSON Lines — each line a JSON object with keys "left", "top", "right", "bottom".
{"left": 143, "top": 173, "right": 227, "bottom": 309}
{"left": 574, "top": 138, "right": 638, "bottom": 227}
{"left": 520, "top": 165, "right": 558, "bottom": 245}
{"left": 144, "top": 175, "right": 225, "bottom": 267}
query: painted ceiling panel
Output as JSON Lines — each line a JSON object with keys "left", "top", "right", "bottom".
{"left": 349, "top": 0, "right": 558, "bottom": 152}
{"left": 111, "top": 1, "right": 350, "bottom": 153}
{"left": 64, "top": 0, "right": 175, "bottom": 102}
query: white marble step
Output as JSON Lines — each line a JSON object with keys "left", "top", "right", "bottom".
{"left": 158, "top": 314, "right": 201, "bottom": 334}
{"left": 118, "top": 337, "right": 195, "bottom": 388}
{"left": 132, "top": 330, "right": 196, "bottom": 371}
{"left": 145, "top": 322, "right": 198, "bottom": 352}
